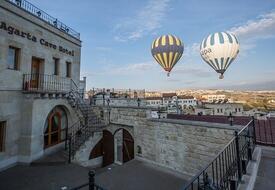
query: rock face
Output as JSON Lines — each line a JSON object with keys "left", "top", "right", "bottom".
{"left": 88, "top": 106, "right": 239, "bottom": 178}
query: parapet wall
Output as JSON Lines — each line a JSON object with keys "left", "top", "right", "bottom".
{"left": 93, "top": 106, "right": 241, "bottom": 177}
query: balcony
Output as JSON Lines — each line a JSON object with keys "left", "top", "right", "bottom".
{"left": 22, "top": 74, "right": 72, "bottom": 94}
{"left": 6, "top": 0, "right": 80, "bottom": 40}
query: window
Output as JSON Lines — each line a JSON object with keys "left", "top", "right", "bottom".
{"left": 8, "top": 46, "right": 20, "bottom": 70}
{"left": 66, "top": 62, "right": 72, "bottom": 78}
{"left": 53, "top": 58, "right": 60, "bottom": 75}
{"left": 0, "top": 121, "right": 6, "bottom": 152}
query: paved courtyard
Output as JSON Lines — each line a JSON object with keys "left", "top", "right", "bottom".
{"left": 0, "top": 160, "right": 187, "bottom": 190}
{"left": 254, "top": 147, "right": 275, "bottom": 190}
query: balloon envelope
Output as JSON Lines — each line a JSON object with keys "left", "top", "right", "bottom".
{"left": 151, "top": 35, "right": 184, "bottom": 76}
{"left": 200, "top": 32, "right": 240, "bottom": 79}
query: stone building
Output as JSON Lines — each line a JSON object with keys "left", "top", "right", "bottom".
{"left": 0, "top": 0, "right": 87, "bottom": 170}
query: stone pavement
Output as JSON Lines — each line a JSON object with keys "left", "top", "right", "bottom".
{"left": 0, "top": 159, "right": 188, "bottom": 190}
{"left": 95, "top": 159, "right": 188, "bottom": 190}
{"left": 0, "top": 163, "right": 90, "bottom": 190}
{"left": 254, "top": 146, "right": 275, "bottom": 190}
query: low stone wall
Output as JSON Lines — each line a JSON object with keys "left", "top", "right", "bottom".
{"left": 107, "top": 106, "right": 241, "bottom": 178}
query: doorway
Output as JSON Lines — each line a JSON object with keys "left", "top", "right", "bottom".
{"left": 114, "top": 129, "right": 134, "bottom": 164}
{"left": 44, "top": 107, "right": 67, "bottom": 149}
{"left": 102, "top": 130, "right": 114, "bottom": 167}
{"left": 31, "top": 57, "right": 42, "bottom": 89}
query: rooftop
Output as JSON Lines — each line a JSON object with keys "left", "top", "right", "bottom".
{"left": 7, "top": 0, "right": 80, "bottom": 40}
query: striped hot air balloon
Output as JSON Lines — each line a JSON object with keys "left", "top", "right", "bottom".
{"left": 200, "top": 32, "right": 240, "bottom": 79}
{"left": 151, "top": 35, "right": 184, "bottom": 76}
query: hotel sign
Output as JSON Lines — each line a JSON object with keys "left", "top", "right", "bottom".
{"left": 0, "top": 21, "right": 75, "bottom": 56}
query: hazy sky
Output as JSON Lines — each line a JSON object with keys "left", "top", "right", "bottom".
{"left": 29, "top": 0, "right": 275, "bottom": 90}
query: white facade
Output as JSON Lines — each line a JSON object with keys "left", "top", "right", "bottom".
{"left": 0, "top": 1, "right": 83, "bottom": 170}
{"left": 204, "top": 103, "right": 244, "bottom": 116}
{"left": 145, "top": 96, "right": 197, "bottom": 111}
{"left": 202, "top": 94, "right": 226, "bottom": 103}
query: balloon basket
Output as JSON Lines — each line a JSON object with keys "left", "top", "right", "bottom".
{"left": 219, "top": 74, "right": 224, "bottom": 79}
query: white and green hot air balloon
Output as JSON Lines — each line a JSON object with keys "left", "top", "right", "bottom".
{"left": 200, "top": 32, "right": 240, "bottom": 79}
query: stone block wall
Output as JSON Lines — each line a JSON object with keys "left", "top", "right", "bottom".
{"left": 102, "top": 106, "right": 240, "bottom": 178}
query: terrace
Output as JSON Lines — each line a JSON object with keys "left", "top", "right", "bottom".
{"left": 6, "top": 0, "right": 80, "bottom": 39}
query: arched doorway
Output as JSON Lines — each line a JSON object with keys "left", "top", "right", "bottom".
{"left": 102, "top": 130, "right": 114, "bottom": 167}
{"left": 44, "top": 106, "right": 67, "bottom": 149}
{"left": 90, "top": 128, "right": 134, "bottom": 167}
{"left": 122, "top": 129, "right": 134, "bottom": 163}
{"left": 114, "top": 128, "right": 134, "bottom": 164}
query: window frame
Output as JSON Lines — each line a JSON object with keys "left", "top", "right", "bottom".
{"left": 0, "top": 121, "right": 6, "bottom": 152}
{"left": 7, "top": 46, "right": 20, "bottom": 70}
{"left": 66, "top": 61, "right": 72, "bottom": 78}
{"left": 53, "top": 57, "right": 60, "bottom": 76}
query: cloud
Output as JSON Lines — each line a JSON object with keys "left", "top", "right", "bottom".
{"left": 184, "top": 10, "right": 275, "bottom": 59}
{"left": 229, "top": 10, "right": 275, "bottom": 53}
{"left": 229, "top": 11, "right": 275, "bottom": 41}
{"left": 184, "top": 43, "right": 200, "bottom": 57}
{"left": 114, "top": 0, "right": 171, "bottom": 41}
{"left": 173, "top": 66, "right": 212, "bottom": 78}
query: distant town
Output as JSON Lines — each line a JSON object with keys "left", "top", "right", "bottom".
{"left": 87, "top": 88, "right": 275, "bottom": 118}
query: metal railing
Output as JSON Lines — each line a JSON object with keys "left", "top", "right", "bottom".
{"left": 7, "top": 0, "right": 80, "bottom": 39}
{"left": 68, "top": 170, "right": 107, "bottom": 190}
{"left": 66, "top": 87, "right": 106, "bottom": 163}
{"left": 182, "top": 119, "right": 255, "bottom": 190}
{"left": 22, "top": 74, "right": 72, "bottom": 92}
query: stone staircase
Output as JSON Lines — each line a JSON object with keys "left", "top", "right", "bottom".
{"left": 65, "top": 83, "right": 106, "bottom": 162}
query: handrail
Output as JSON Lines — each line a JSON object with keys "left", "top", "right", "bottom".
{"left": 22, "top": 74, "right": 71, "bottom": 92}
{"left": 6, "top": 0, "right": 80, "bottom": 39}
{"left": 182, "top": 118, "right": 255, "bottom": 190}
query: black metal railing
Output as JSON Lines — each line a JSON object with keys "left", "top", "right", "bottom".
{"left": 66, "top": 86, "right": 106, "bottom": 162}
{"left": 182, "top": 119, "right": 255, "bottom": 190}
{"left": 22, "top": 74, "right": 72, "bottom": 92}
{"left": 7, "top": 0, "right": 80, "bottom": 39}
{"left": 69, "top": 170, "right": 107, "bottom": 190}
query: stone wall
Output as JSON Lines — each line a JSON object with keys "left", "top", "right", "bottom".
{"left": 0, "top": 0, "right": 81, "bottom": 89}
{"left": 104, "top": 106, "right": 240, "bottom": 178}
{"left": 73, "top": 132, "right": 103, "bottom": 167}
{"left": 0, "top": 1, "right": 82, "bottom": 170}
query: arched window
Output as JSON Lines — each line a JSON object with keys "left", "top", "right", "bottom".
{"left": 44, "top": 106, "right": 67, "bottom": 148}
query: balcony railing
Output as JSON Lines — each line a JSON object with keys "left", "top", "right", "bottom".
{"left": 6, "top": 0, "right": 80, "bottom": 40}
{"left": 182, "top": 119, "right": 256, "bottom": 190}
{"left": 23, "top": 74, "right": 72, "bottom": 93}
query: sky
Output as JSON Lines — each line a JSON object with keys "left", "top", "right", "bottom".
{"left": 29, "top": 0, "right": 275, "bottom": 91}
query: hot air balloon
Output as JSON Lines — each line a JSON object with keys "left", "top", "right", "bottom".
{"left": 200, "top": 32, "right": 240, "bottom": 79}
{"left": 151, "top": 35, "right": 184, "bottom": 76}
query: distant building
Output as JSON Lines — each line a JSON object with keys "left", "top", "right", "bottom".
{"left": 145, "top": 94, "right": 197, "bottom": 114}
{"left": 204, "top": 103, "right": 244, "bottom": 116}
{"left": 202, "top": 94, "right": 226, "bottom": 103}
{"left": 177, "top": 95, "right": 197, "bottom": 109}
{"left": 145, "top": 97, "right": 163, "bottom": 106}
{"left": 194, "top": 107, "right": 214, "bottom": 115}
